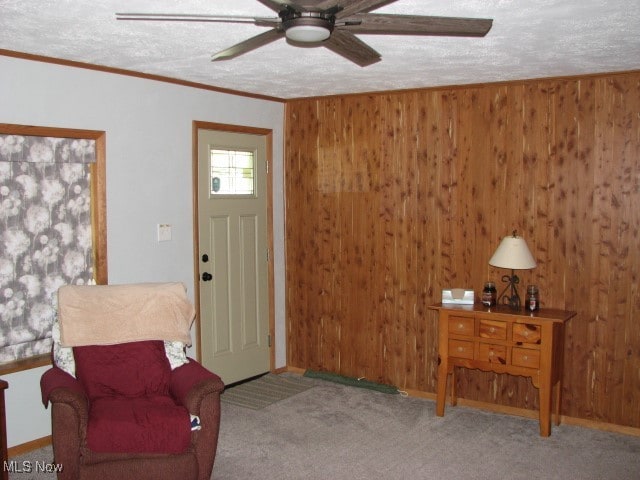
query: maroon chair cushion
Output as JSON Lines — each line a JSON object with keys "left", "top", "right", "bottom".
{"left": 74, "top": 340, "right": 171, "bottom": 399}
{"left": 87, "top": 396, "right": 191, "bottom": 454}
{"left": 74, "top": 340, "right": 192, "bottom": 454}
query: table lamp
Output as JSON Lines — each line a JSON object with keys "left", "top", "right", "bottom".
{"left": 488, "top": 231, "right": 536, "bottom": 309}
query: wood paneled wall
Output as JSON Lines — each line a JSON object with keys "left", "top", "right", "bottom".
{"left": 284, "top": 71, "right": 640, "bottom": 428}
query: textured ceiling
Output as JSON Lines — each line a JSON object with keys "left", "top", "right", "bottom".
{"left": 1, "top": 0, "right": 639, "bottom": 99}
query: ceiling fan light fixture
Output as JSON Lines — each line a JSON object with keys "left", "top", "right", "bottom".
{"left": 285, "top": 24, "right": 331, "bottom": 43}
{"left": 282, "top": 14, "right": 333, "bottom": 43}
{"left": 116, "top": 2, "right": 495, "bottom": 66}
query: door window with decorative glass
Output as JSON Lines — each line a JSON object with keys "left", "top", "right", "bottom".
{"left": 209, "top": 148, "right": 255, "bottom": 196}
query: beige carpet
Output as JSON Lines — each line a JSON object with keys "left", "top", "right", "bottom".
{"left": 215, "top": 373, "right": 640, "bottom": 479}
{"left": 10, "top": 373, "right": 640, "bottom": 479}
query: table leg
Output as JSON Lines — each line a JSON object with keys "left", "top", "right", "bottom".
{"left": 539, "top": 375, "right": 552, "bottom": 437}
{"left": 554, "top": 379, "right": 562, "bottom": 426}
{"left": 436, "top": 359, "right": 448, "bottom": 416}
{"left": 450, "top": 366, "right": 457, "bottom": 406}
{"left": 553, "top": 323, "right": 565, "bottom": 427}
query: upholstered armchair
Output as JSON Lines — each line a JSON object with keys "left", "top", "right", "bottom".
{"left": 40, "top": 283, "right": 224, "bottom": 480}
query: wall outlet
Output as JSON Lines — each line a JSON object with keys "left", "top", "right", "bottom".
{"left": 157, "top": 224, "right": 172, "bottom": 242}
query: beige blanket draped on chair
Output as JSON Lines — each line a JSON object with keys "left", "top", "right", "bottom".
{"left": 57, "top": 282, "right": 195, "bottom": 347}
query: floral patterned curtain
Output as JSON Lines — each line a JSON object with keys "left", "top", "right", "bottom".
{"left": 0, "top": 134, "right": 95, "bottom": 364}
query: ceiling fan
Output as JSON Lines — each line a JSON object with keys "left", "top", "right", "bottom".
{"left": 116, "top": 0, "right": 493, "bottom": 67}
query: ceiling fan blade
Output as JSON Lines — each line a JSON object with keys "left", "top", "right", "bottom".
{"left": 339, "top": 13, "right": 493, "bottom": 37}
{"left": 334, "top": 0, "right": 398, "bottom": 19}
{"left": 258, "top": 0, "right": 341, "bottom": 13}
{"left": 255, "top": 0, "right": 292, "bottom": 13}
{"left": 288, "top": 0, "right": 342, "bottom": 9}
{"left": 212, "top": 28, "right": 285, "bottom": 62}
{"left": 115, "top": 13, "right": 279, "bottom": 27}
{"left": 324, "top": 29, "right": 381, "bottom": 67}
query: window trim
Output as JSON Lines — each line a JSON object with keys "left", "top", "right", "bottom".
{"left": 0, "top": 123, "right": 108, "bottom": 374}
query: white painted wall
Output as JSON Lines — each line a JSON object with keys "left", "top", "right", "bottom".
{"left": 0, "top": 55, "right": 287, "bottom": 448}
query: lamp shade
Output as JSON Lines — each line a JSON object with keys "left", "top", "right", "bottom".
{"left": 489, "top": 235, "right": 537, "bottom": 270}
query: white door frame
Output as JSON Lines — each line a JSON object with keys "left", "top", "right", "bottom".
{"left": 192, "top": 120, "right": 275, "bottom": 373}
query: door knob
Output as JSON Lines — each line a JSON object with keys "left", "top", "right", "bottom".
{"left": 202, "top": 272, "right": 213, "bottom": 281}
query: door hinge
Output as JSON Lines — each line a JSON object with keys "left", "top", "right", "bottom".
{"left": 266, "top": 248, "right": 270, "bottom": 262}
{"left": 266, "top": 159, "right": 269, "bottom": 174}
{"left": 267, "top": 334, "right": 272, "bottom": 347}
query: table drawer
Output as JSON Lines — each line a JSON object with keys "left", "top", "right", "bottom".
{"left": 479, "top": 319, "right": 507, "bottom": 340}
{"left": 513, "top": 323, "right": 541, "bottom": 344}
{"left": 478, "top": 343, "right": 507, "bottom": 364}
{"left": 449, "top": 339, "right": 474, "bottom": 360}
{"left": 448, "top": 315, "right": 474, "bottom": 336}
{"left": 512, "top": 348, "right": 540, "bottom": 368}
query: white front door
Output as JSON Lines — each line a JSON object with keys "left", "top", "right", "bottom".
{"left": 197, "top": 128, "right": 270, "bottom": 385}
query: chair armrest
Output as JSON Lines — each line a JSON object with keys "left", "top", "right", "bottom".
{"left": 40, "top": 367, "right": 88, "bottom": 480}
{"left": 171, "top": 361, "right": 224, "bottom": 480}
{"left": 41, "top": 367, "right": 87, "bottom": 410}
{"left": 169, "top": 359, "right": 224, "bottom": 413}
{"left": 40, "top": 367, "right": 89, "bottom": 442}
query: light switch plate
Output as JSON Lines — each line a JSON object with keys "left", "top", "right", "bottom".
{"left": 157, "top": 224, "right": 172, "bottom": 242}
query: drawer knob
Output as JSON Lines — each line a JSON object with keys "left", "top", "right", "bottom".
{"left": 489, "top": 351, "right": 495, "bottom": 357}
{"left": 523, "top": 355, "right": 528, "bottom": 361}
{"left": 523, "top": 330, "right": 529, "bottom": 337}
{"left": 458, "top": 323, "right": 464, "bottom": 330}
{"left": 457, "top": 347, "right": 464, "bottom": 352}
{"left": 489, "top": 327, "right": 496, "bottom": 333}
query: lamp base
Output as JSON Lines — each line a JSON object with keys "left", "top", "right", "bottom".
{"left": 498, "top": 270, "right": 521, "bottom": 310}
